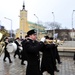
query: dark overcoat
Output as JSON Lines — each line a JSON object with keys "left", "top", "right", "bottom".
{"left": 54, "top": 45, "right": 61, "bottom": 63}
{"left": 4, "top": 42, "right": 10, "bottom": 57}
{"left": 21, "top": 39, "right": 27, "bottom": 60}
{"left": 25, "top": 39, "right": 44, "bottom": 75}
{"left": 41, "top": 44, "right": 56, "bottom": 75}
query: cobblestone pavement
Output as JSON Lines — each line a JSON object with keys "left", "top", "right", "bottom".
{"left": 0, "top": 53, "right": 75, "bottom": 75}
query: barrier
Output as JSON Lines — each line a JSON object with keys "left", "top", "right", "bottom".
{"left": 58, "top": 47, "right": 75, "bottom": 57}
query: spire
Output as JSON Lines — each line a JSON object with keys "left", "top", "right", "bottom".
{"left": 22, "top": 1, "right": 25, "bottom": 10}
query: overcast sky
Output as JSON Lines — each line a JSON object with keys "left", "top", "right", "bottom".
{"left": 0, "top": 0, "right": 75, "bottom": 30}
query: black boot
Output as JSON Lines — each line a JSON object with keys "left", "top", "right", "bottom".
{"left": 21, "top": 60, "right": 25, "bottom": 65}
{"left": 9, "top": 61, "right": 12, "bottom": 63}
{"left": 3, "top": 59, "right": 6, "bottom": 62}
{"left": 55, "top": 69, "right": 59, "bottom": 72}
{"left": 8, "top": 57, "right": 12, "bottom": 63}
{"left": 58, "top": 61, "right": 62, "bottom": 64}
{"left": 3, "top": 57, "right": 6, "bottom": 62}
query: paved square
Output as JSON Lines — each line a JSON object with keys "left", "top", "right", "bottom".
{"left": 0, "top": 54, "right": 75, "bottom": 75}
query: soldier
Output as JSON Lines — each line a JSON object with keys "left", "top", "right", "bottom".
{"left": 50, "top": 37, "right": 62, "bottom": 64}
{"left": 3, "top": 37, "right": 12, "bottom": 63}
{"left": 49, "top": 37, "right": 60, "bottom": 72}
{"left": 20, "top": 35, "right": 28, "bottom": 65}
{"left": 25, "top": 29, "right": 44, "bottom": 75}
{"left": 41, "top": 36, "right": 55, "bottom": 75}
{"left": 14, "top": 37, "right": 21, "bottom": 59}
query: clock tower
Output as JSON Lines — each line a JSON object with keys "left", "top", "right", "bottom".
{"left": 19, "top": 2, "right": 29, "bottom": 39}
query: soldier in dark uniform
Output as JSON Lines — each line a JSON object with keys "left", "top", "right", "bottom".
{"left": 41, "top": 36, "right": 55, "bottom": 75}
{"left": 50, "top": 37, "right": 62, "bottom": 64}
{"left": 20, "top": 35, "right": 28, "bottom": 65}
{"left": 49, "top": 37, "right": 60, "bottom": 72}
{"left": 54, "top": 44, "right": 62, "bottom": 64}
{"left": 14, "top": 37, "right": 21, "bottom": 59}
{"left": 3, "top": 37, "right": 12, "bottom": 63}
{"left": 25, "top": 29, "right": 44, "bottom": 75}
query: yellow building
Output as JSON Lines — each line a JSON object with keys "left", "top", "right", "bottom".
{"left": 16, "top": 2, "right": 46, "bottom": 39}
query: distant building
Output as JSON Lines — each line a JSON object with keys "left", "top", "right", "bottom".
{"left": 16, "top": 2, "right": 46, "bottom": 39}
{"left": 46, "top": 29, "right": 75, "bottom": 41}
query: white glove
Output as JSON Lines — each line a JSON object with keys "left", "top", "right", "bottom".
{"left": 40, "top": 37, "right": 46, "bottom": 42}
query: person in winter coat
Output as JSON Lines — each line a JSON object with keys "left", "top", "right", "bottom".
{"left": 25, "top": 29, "right": 44, "bottom": 75}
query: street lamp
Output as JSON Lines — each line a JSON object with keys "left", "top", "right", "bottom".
{"left": 4, "top": 17, "right": 12, "bottom": 37}
{"left": 52, "top": 12, "right": 55, "bottom": 39}
{"left": 72, "top": 10, "right": 75, "bottom": 41}
{"left": 34, "top": 14, "right": 39, "bottom": 38}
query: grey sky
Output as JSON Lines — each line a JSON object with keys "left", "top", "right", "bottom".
{"left": 0, "top": 0, "right": 75, "bottom": 30}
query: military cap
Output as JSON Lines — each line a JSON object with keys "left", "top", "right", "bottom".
{"left": 27, "top": 29, "right": 37, "bottom": 36}
{"left": 16, "top": 37, "right": 19, "bottom": 40}
{"left": 50, "top": 37, "right": 53, "bottom": 40}
{"left": 44, "top": 36, "right": 49, "bottom": 39}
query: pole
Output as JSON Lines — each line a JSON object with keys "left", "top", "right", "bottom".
{"left": 34, "top": 14, "right": 39, "bottom": 38}
{"left": 52, "top": 12, "right": 55, "bottom": 39}
{"left": 4, "top": 17, "right": 12, "bottom": 37}
{"left": 72, "top": 10, "right": 75, "bottom": 41}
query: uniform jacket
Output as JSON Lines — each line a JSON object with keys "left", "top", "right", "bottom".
{"left": 4, "top": 42, "right": 10, "bottom": 57}
{"left": 41, "top": 43, "right": 56, "bottom": 74}
{"left": 25, "top": 38, "right": 44, "bottom": 75}
{"left": 21, "top": 39, "right": 28, "bottom": 60}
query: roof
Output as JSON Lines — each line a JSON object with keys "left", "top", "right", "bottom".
{"left": 28, "top": 21, "right": 45, "bottom": 28}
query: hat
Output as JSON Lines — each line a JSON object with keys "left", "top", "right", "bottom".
{"left": 16, "top": 37, "right": 19, "bottom": 40}
{"left": 44, "top": 36, "right": 49, "bottom": 39}
{"left": 27, "top": 29, "right": 37, "bottom": 36}
{"left": 50, "top": 37, "right": 53, "bottom": 40}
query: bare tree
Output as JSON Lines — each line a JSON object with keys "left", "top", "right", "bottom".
{"left": 45, "top": 22, "right": 61, "bottom": 30}
{"left": 49, "top": 22, "right": 61, "bottom": 29}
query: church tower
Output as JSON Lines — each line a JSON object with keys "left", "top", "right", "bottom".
{"left": 15, "top": 1, "right": 45, "bottom": 39}
{"left": 19, "top": 1, "right": 29, "bottom": 39}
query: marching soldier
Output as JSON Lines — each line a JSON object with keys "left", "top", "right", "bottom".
{"left": 14, "top": 37, "right": 21, "bottom": 59}
{"left": 49, "top": 37, "right": 60, "bottom": 72}
{"left": 25, "top": 29, "right": 44, "bottom": 75}
{"left": 50, "top": 37, "right": 62, "bottom": 64}
{"left": 20, "top": 35, "right": 28, "bottom": 65}
{"left": 3, "top": 37, "right": 12, "bottom": 63}
{"left": 41, "top": 36, "right": 55, "bottom": 75}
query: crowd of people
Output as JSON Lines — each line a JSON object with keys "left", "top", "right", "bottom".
{"left": 2, "top": 29, "right": 62, "bottom": 75}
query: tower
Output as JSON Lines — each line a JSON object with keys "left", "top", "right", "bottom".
{"left": 15, "top": 1, "right": 46, "bottom": 39}
{"left": 19, "top": 1, "right": 29, "bottom": 39}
